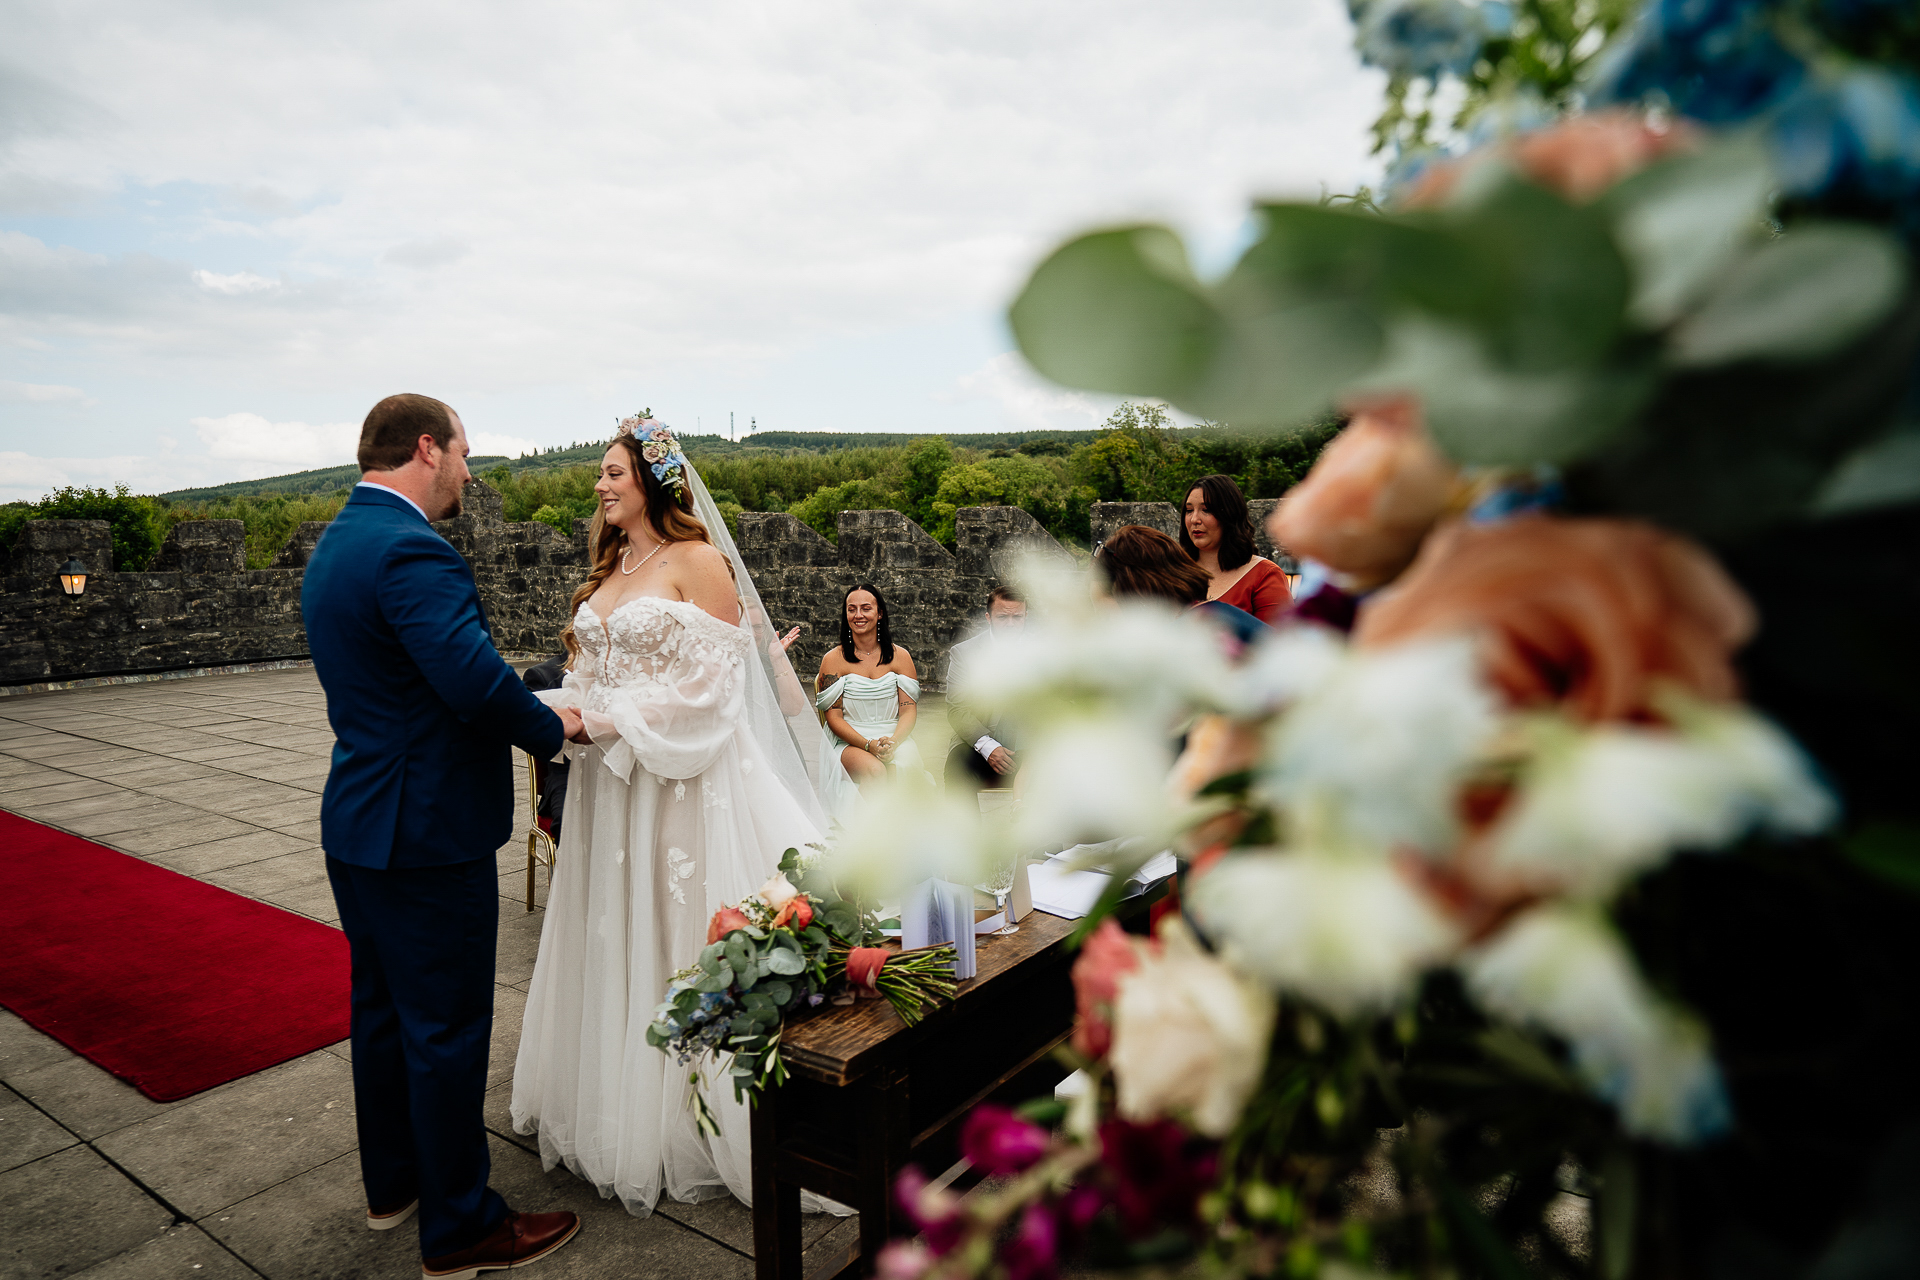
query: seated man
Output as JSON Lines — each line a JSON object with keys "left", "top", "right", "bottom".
{"left": 944, "top": 585, "right": 1027, "bottom": 798}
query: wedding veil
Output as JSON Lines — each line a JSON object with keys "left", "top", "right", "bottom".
{"left": 684, "top": 462, "right": 829, "bottom": 830}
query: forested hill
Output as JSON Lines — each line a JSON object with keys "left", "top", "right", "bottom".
{"left": 159, "top": 427, "right": 1106, "bottom": 502}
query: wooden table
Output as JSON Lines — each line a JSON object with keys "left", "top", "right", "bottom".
{"left": 750, "top": 897, "right": 1158, "bottom": 1280}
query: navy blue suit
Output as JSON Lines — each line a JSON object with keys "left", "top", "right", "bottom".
{"left": 303, "top": 484, "right": 564, "bottom": 1256}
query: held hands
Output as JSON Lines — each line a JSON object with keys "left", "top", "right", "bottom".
{"left": 554, "top": 706, "right": 592, "bottom": 745}
{"left": 867, "top": 735, "right": 896, "bottom": 763}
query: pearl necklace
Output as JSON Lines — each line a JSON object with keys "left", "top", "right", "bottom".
{"left": 619, "top": 536, "right": 664, "bottom": 576}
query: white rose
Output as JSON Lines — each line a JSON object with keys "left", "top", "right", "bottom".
{"left": 1190, "top": 847, "right": 1462, "bottom": 1017}
{"left": 756, "top": 871, "right": 801, "bottom": 912}
{"left": 1463, "top": 902, "right": 1730, "bottom": 1144}
{"left": 1109, "top": 920, "right": 1275, "bottom": 1137}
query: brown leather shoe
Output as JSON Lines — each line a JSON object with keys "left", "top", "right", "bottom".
{"left": 420, "top": 1211, "right": 581, "bottom": 1279}
{"left": 368, "top": 1197, "right": 418, "bottom": 1230}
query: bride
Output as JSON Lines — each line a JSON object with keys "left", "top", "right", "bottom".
{"left": 512, "top": 415, "right": 826, "bottom": 1216}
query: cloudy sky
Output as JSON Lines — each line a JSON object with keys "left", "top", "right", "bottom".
{"left": 0, "top": 0, "right": 1383, "bottom": 500}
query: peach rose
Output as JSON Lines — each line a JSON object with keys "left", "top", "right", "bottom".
{"left": 1402, "top": 110, "right": 1697, "bottom": 208}
{"left": 773, "top": 894, "right": 814, "bottom": 930}
{"left": 1070, "top": 918, "right": 1145, "bottom": 1060}
{"left": 1353, "top": 515, "right": 1755, "bottom": 723}
{"left": 707, "top": 906, "right": 751, "bottom": 944}
{"left": 1267, "top": 395, "right": 1459, "bottom": 589}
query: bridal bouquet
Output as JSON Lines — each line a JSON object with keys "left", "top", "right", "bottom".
{"left": 874, "top": 1, "right": 1920, "bottom": 1275}
{"left": 648, "top": 848, "right": 958, "bottom": 1128}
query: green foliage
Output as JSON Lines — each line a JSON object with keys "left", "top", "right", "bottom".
{"left": 1369, "top": 0, "right": 1639, "bottom": 158}
{"left": 787, "top": 478, "right": 908, "bottom": 541}
{"left": 900, "top": 436, "right": 955, "bottom": 524}
{"left": 3, "top": 485, "right": 167, "bottom": 572}
{"left": 1010, "top": 136, "right": 1913, "bottom": 538}
{"left": 161, "top": 491, "right": 351, "bottom": 570}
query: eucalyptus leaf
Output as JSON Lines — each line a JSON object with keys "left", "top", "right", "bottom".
{"left": 1605, "top": 133, "right": 1775, "bottom": 328}
{"left": 1009, "top": 225, "right": 1222, "bottom": 400}
{"left": 1811, "top": 424, "right": 1920, "bottom": 517}
{"left": 724, "top": 933, "right": 754, "bottom": 978}
{"left": 1671, "top": 223, "right": 1908, "bottom": 366}
{"left": 761, "top": 980, "right": 794, "bottom": 1006}
{"left": 691, "top": 963, "right": 733, "bottom": 993}
{"left": 764, "top": 948, "right": 807, "bottom": 976}
{"left": 1361, "top": 318, "right": 1655, "bottom": 465}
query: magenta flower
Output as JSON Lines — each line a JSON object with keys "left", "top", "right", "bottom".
{"left": 999, "top": 1203, "right": 1063, "bottom": 1280}
{"left": 1099, "top": 1119, "right": 1218, "bottom": 1240}
{"left": 874, "top": 1240, "right": 934, "bottom": 1280}
{"left": 894, "top": 1165, "right": 966, "bottom": 1255}
{"left": 960, "top": 1104, "right": 1050, "bottom": 1175}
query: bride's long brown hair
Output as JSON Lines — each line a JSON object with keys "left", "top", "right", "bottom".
{"left": 561, "top": 433, "right": 712, "bottom": 665}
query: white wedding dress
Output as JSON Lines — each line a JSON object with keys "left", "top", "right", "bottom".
{"left": 815, "top": 672, "right": 927, "bottom": 823}
{"left": 512, "top": 595, "right": 823, "bottom": 1216}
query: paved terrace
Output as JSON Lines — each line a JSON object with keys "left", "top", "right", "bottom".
{"left": 0, "top": 666, "right": 954, "bottom": 1280}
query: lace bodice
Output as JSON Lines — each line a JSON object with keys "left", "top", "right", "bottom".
{"left": 535, "top": 597, "right": 754, "bottom": 783}
{"left": 572, "top": 596, "right": 750, "bottom": 694}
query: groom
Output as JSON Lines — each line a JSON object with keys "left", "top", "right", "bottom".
{"left": 304, "top": 394, "right": 584, "bottom": 1276}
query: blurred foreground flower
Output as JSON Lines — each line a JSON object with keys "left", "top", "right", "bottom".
{"left": 1014, "top": 713, "right": 1180, "bottom": 850}
{"left": 1464, "top": 902, "right": 1732, "bottom": 1142}
{"left": 1355, "top": 515, "right": 1756, "bottom": 722}
{"left": 1109, "top": 920, "right": 1275, "bottom": 1137}
{"left": 1266, "top": 396, "right": 1460, "bottom": 589}
{"left": 1484, "top": 695, "right": 1835, "bottom": 896}
{"left": 1070, "top": 919, "right": 1142, "bottom": 1060}
{"left": 1401, "top": 108, "right": 1696, "bottom": 207}
{"left": 1262, "top": 636, "right": 1498, "bottom": 852}
{"left": 1190, "top": 849, "right": 1462, "bottom": 1016}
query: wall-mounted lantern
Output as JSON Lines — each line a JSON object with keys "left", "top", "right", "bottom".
{"left": 57, "top": 557, "right": 89, "bottom": 601}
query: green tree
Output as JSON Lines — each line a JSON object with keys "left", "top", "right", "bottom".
{"left": 786, "top": 478, "right": 907, "bottom": 541}
{"left": 1073, "top": 402, "right": 1190, "bottom": 503}
{"left": 22, "top": 486, "right": 168, "bottom": 571}
{"left": 900, "top": 436, "right": 955, "bottom": 524}
{"left": 926, "top": 454, "right": 1094, "bottom": 545}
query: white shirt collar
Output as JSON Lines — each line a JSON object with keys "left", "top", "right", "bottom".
{"left": 355, "top": 480, "right": 427, "bottom": 522}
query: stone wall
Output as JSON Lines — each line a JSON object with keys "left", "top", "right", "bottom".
{"left": 0, "top": 486, "right": 1291, "bottom": 689}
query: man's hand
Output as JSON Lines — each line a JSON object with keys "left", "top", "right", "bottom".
{"left": 988, "top": 746, "right": 1015, "bottom": 775}
{"left": 555, "top": 707, "right": 585, "bottom": 744}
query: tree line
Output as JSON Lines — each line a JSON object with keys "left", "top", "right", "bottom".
{"left": 1, "top": 404, "right": 1335, "bottom": 571}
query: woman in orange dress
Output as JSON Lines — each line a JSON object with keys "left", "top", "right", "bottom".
{"left": 1179, "top": 474, "right": 1291, "bottom": 625}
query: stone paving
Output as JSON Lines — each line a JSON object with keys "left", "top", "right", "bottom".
{"left": 0, "top": 666, "right": 953, "bottom": 1280}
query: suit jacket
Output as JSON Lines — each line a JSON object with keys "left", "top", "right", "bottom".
{"left": 944, "top": 629, "right": 1014, "bottom": 754}
{"left": 303, "top": 486, "right": 564, "bottom": 870}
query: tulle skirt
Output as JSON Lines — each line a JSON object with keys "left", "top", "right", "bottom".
{"left": 510, "top": 730, "right": 820, "bottom": 1215}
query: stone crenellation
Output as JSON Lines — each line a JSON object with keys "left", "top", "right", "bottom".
{"left": 0, "top": 483, "right": 1290, "bottom": 689}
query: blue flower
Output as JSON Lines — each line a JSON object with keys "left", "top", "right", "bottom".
{"left": 651, "top": 462, "right": 668, "bottom": 480}
{"left": 1593, "top": 0, "right": 1805, "bottom": 123}
{"left": 1353, "top": 0, "right": 1509, "bottom": 80}
{"left": 1773, "top": 66, "right": 1920, "bottom": 201}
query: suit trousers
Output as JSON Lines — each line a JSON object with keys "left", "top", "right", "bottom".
{"left": 326, "top": 856, "right": 508, "bottom": 1257}
{"left": 944, "top": 740, "right": 1007, "bottom": 796}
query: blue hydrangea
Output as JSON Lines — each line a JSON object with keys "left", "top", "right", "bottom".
{"left": 1353, "top": 0, "right": 1512, "bottom": 80}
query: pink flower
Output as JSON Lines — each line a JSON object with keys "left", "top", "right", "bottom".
{"left": 1070, "top": 919, "right": 1144, "bottom": 1060}
{"left": 895, "top": 1166, "right": 966, "bottom": 1255}
{"left": 874, "top": 1241, "right": 934, "bottom": 1280}
{"left": 706, "top": 906, "right": 750, "bottom": 945}
{"left": 773, "top": 894, "right": 814, "bottom": 930}
{"left": 960, "top": 1104, "right": 1050, "bottom": 1175}
{"left": 999, "top": 1203, "right": 1062, "bottom": 1280}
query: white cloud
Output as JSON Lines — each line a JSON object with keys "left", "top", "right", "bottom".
{"left": 0, "top": 379, "right": 92, "bottom": 405}
{"left": 0, "top": 450, "right": 214, "bottom": 503}
{"left": 191, "top": 411, "right": 359, "bottom": 469}
{"left": 943, "top": 353, "right": 1108, "bottom": 432}
{"left": 191, "top": 269, "right": 279, "bottom": 295}
{"left": 469, "top": 430, "right": 539, "bottom": 458}
{"left": 0, "top": 0, "right": 1386, "bottom": 485}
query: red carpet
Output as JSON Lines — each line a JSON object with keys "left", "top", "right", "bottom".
{"left": 0, "top": 810, "right": 349, "bottom": 1101}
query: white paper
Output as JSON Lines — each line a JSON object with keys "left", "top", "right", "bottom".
{"left": 1026, "top": 859, "right": 1113, "bottom": 920}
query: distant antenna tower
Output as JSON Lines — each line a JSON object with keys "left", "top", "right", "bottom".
{"left": 730, "top": 411, "right": 735, "bottom": 442}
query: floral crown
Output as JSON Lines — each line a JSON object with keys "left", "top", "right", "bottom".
{"left": 614, "top": 414, "right": 690, "bottom": 502}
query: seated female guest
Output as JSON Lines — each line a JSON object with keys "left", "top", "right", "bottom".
{"left": 1096, "top": 525, "right": 1266, "bottom": 650}
{"left": 1180, "top": 474, "right": 1291, "bottom": 624}
{"left": 816, "top": 583, "right": 926, "bottom": 820}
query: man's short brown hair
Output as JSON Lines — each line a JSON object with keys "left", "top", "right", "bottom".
{"left": 988, "top": 583, "right": 1023, "bottom": 608}
{"left": 359, "top": 394, "right": 456, "bottom": 472}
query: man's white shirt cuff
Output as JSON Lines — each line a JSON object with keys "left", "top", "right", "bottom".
{"left": 974, "top": 736, "right": 1002, "bottom": 761}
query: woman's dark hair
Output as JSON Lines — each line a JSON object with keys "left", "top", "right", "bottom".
{"left": 1095, "top": 526, "right": 1211, "bottom": 605}
{"left": 1178, "top": 474, "right": 1257, "bottom": 571}
{"left": 840, "top": 582, "right": 895, "bottom": 664}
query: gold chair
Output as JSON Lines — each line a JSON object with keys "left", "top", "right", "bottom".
{"left": 522, "top": 750, "right": 557, "bottom": 912}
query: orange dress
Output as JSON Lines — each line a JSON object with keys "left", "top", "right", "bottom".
{"left": 1212, "top": 557, "right": 1292, "bottom": 625}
